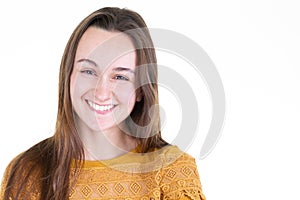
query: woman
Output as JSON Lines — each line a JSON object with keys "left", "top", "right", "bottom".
{"left": 0, "top": 7, "right": 205, "bottom": 200}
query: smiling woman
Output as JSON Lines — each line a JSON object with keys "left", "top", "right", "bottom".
{"left": 0, "top": 7, "right": 205, "bottom": 200}
{"left": 70, "top": 27, "right": 140, "bottom": 137}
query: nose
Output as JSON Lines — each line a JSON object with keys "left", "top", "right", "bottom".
{"left": 94, "top": 76, "right": 112, "bottom": 102}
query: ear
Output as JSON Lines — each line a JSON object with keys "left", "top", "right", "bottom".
{"left": 136, "top": 88, "right": 143, "bottom": 102}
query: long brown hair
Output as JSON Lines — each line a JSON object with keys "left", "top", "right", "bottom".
{"left": 3, "top": 7, "right": 167, "bottom": 200}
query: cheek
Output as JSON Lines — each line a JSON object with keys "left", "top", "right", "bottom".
{"left": 114, "top": 85, "right": 137, "bottom": 109}
{"left": 70, "top": 71, "right": 97, "bottom": 100}
{"left": 128, "top": 92, "right": 137, "bottom": 109}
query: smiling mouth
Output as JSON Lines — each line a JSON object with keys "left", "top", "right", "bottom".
{"left": 86, "top": 100, "right": 116, "bottom": 112}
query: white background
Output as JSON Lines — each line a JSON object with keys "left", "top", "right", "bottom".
{"left": 0, "top": 0, "right": 300, "bottom": 199}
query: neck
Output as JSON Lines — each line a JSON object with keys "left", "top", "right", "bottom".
{"left": 76, "top": 118, "right": 137, "bottom": 161}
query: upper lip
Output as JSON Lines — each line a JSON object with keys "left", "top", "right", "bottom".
{"left": 86, "top": 99, "right": 116, "bottom": 106}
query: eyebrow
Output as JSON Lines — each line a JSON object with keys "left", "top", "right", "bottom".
{"left": 77, "top": 58, "right": 135, "bottom": 74}
{"left": 113, "top": 67, "right": 135, "bottom": 74}
{"left": 77, "top": 58, "right": 98, "bottom": 67}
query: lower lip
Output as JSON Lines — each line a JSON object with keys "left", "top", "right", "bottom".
{"left": 86, "top": 101, "right": 116, "bottom": 115}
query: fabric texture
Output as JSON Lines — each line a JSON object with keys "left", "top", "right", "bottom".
{"left": 1, "top": 145, "right": 205, "bottom": 200}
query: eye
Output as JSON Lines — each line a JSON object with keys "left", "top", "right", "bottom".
{"left": 114, "top": 75, "right": 129, "bottom": 81}
{"left": 80, "top": 69, "right": 97, "bottom": 77}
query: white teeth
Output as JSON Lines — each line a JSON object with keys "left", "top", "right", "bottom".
{"left": 87, "top": 100, "right": 114, "bottom": 111}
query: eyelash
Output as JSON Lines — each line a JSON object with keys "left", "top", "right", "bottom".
{"left": 114, "top": 75, "right": 129, "bottom": 81}
{"left": 80, "top": 69, "right": 130, "bottom": 81}
{"left": 80, "top": 69, "right": 97, "bottom": 77}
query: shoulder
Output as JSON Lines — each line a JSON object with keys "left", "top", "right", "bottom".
{"left": 156, "top": 145, "right": 199, "bottom": 174}
{"left": 3, "top": 137, "right": 53, "bottom": 172}
{"left": 1, "top": 155, "right": 18, "bottom": 198}
{"left": 160, "top": 145, "right": 196, "bottom": 161}
{"left": 0, "top": 153, "right": 38, "bottom": 199}
{"left": 3, "top": 137, "right": 54, "bottom": 177}
{"left": 151, "top": 145, "right": 198, "bottom": 169}
{"left": 0, "top": 138, "right": 53, "bottom": 199}
{"left": 157, "top": 145, "right": 206, "bottom": 200}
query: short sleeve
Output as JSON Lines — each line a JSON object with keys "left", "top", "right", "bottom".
{"left": 160, "top": 153, "right": 206, "bottom": 200}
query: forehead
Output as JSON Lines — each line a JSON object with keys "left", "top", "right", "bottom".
{"left": 75, "top": 27, "right": 136, "bottom": 67}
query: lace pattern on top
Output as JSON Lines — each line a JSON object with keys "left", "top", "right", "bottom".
{"left": 1, "top": 146, "right": 205, "bottom": 200}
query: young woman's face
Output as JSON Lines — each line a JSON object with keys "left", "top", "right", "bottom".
{"left": 70, "top": 27, "right": 140, "bottom": 133}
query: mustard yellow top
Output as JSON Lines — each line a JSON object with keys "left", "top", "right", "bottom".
{"left": 1, "top": 145, "right": 206, "bottom": 200}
